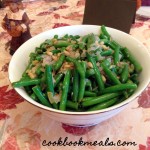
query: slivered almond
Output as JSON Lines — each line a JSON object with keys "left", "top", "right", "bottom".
{"left": 87, "top": 62, "right": 93, "bottom": 68}
{"left": 102, "top": 75, "right": 106, "bottom": 83}
{"left": 52, "top": 55, "right": 58, "bottom": 61}
{"left": 64, "top": 50, "right": 70, "bottom": 56}
{"left": 46, "top": 51, "right": 53, "bottom": 56}
{"left": 32, "top": 60, "right": 39, "bottom": 65}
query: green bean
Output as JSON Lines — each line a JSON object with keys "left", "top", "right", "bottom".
{"left": 32, "top": 86, "right": 52, "bottom": 107}
{"left": 78, "top": 76, "right": 86, "bottom": 101}
{"left": 72, "top": 69, "right": 79, "bottom": 102}
{"left": 120, "top": 64, "right": 129, "bottom": 83}
{"left": 81, "top": 61, "right": 87, "bottom": 72}
{"left": 54, "top": 40, "right": 70, "bottom": 48}
{"left": 24, "top": 86, "right": 32, "bottom": 95}
{"left": 126, "top": 80, "right": 136, "bottom": 96}
{"left": 87, "top": 33, "right": 96, "bottom": 48}
{"left": 81, "top": 35, "right": 89, "bottom": 43}
{"left": 82, "top": 97, "right": 93, "bottom": 102}
{"left": 35, "top": 65, "right": 42, "bottom": 76}
{"left": 66, "top": 56, "right": 85, "bottom": 77}
{"left": 30, "top": 93, "right": 38, "bottom": 101}
{"left": 59, "top": 70, "right": 71, "bottom": 111}
{"left": 100, "top": 50, "right": 113, "bottom": 56}
{"left": 69, "top": 35, "right": 76, "bottom": 41}
{"left": 102, "top": 59, "right": 111, "bottom": 67}
{"left": 44, "top": 39, "right": 53, "bottom": 45}
{"left": 40, "top": 43, "right": 47, "bottom": 50}
{"left": 63, "top": 34, "right": 69, "bottom": 39}
{"left": 111, "top": 40, "right": 122, "bottom": 48}
{"left": 99, "top": 83, "right": 137, "bottom": 94}
{"left": 100, "top": 39, "right": 109, "bottom": 45}
{"left": 78, "top": 62, "right": 86, "bottom": 101}
{"left": 45, "top": 65, "right": 58, "bottom": 109}
{"left": 74, "top": 35, "right": 80, "bottom": 39}
{"left": 54, "top": 35, "right": 58, "bottom": 39}
{"left": 66, "top": 100, "right": 78, "bottom": 110}
{"left": 114, "top": 46, "right": 120, "bottom": 65}
{"left": 101, "top": 62, "right": 121, "bottom": 85}
{"left": 84, "top": 91, "right": 97, "bottom": 97}
{"left": 115, "top": 96, "right": 126, "bottom": 105}
{"left": 122, "top": 47, "right": 142, "bottom": 73}
{"left": 51, "top": 49, "right": 61, "bottom": 54}
{"left": 101, "top": 25, "right": 110, "bottom": 40}
{"left": 36, "top": 55, "right": 43, "bottom": 61}
{"left": 88, "top": 97, "right": 118, "bottom": 111}
{"left": 99, "top": 33, "right": 108, "bottom": 40}
{"left": 36, "top": 48, "right": 43, "bottom": 54}
{"left": 110, "top": 66, "right": 118, "bottom": 74}
{"left": 87, "top": 53, "right": 104, "bottom": 91}
{"left": 130, "top": 74, "right": 139, "bottom": 85}
{"left": 82, "top": 93, "right": 120, "bottom": 107}
{"left": 45, "top": 65, "right": 54, "bottom": 95}
{"left": 54, "top": 73, "right": 64, "bottom": 87}
{"left": 12, "top": 78, "right": 41, "bottom": 87}
{"left": 86, "top": 69, "right": 95, "bottom": 77}
{"left": 53, "top": 54, "right": 65, "bottom": 71}
{"left": 79, "top": 42, "right": 85, "bottom": 50}
{"left": 85, "top": 79, "right": 92, "bottom": 91}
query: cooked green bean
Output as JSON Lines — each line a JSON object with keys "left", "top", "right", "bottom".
{"left": 84, "top": 91, "right": 97, "bottom": 97}
{"left": 88, "top": 97, "right": 118, "bottom": 111}
{"left": 82, "top": 93, "right": 120, "bottom": 107}
{"left": 86, "top": 69, "right": 95, "bottom": 77}
{"left": 81, "top": 61, "right": 87, "bottom": 72}
{"left": 59, "top": 70, "right": 71, "bottom": 111}
{"left": 45, "top": 65, "right": 54, "bottom": 95}
{"left": 100, "top": 50, "right": 113, "bottom": 56}
{"left": 66, "top": 56, "right": 85, "bottom": 77}
{"left": 99, "top": 33, "right": 108, "bottom": 40}
{"left": 32, "top": 85, "right": 52, "bottom": 107}
{"left": 114, "top": 46, "right": 120, "bottom": 65}
{"left": 101, "top": 62, "right": 121, "bottom": 85}
{"left": 35, "top": 65, "right": 42, "bottom": 76}
{"left": 66, "top": 100, "right": 78, "bottom": 110}
{"left": 87, "top": 33, "right": 96, "bottom": 48}
{"left": 46, "top": 65, "right": 58, "bottom": 109}
{"left": 87, "top": 53, "right": 105, "bottom": 91}
{"left": 30, "top": 93, "right": 38, "bottom": 101}
{"left": 122, "top": 47, "right": 142, "bottom": 73}
{"left": 99, "top": 83, "right": 137, "bottom": 94}
{"left": 54, "top": 40, "right": 70, "bottom": 48}
{"left": 101, "top": 25, "right": 110, "bottom": 40}
{"left": 54, "top": 73, "right": 64, "bottom": 87}
{"left": 53, "top": 54, "right": 65, "bottom": 71}
{"left": 85, "top": 79, "right": 92, "bottom": 91}
{"left": 51, "top": 49, "right": 61, "bottom": 54}
{"left": 78, "top": 62, "right": 86, "bottom": 101}
{"left": 120, "top": 64, "right": 129, "bottom": 83}
{"left": 72, "top": 69, "right": 79, "bottom": 102}
{"left": 13, "top": 79, "right": 41, "bottom": 87}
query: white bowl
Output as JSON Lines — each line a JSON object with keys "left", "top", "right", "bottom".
{"left": 8, "top": 25, "right": 150, "bottom": 126}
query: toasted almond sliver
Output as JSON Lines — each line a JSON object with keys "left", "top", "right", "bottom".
{"left": 52, "top": 55, "right": 58, "bottom": 61}
{"left": 87, "top": 62, "right": 93, "bottom": 68}
{"left": 64, "top": 50, "right": 70, "bottom": 56}
{"left": 46, "top": 51, "right": 53, "bottom": 56}
{"left": 102, "top": 75, "right": 106, "bottom": 83}
{"left": 32, "top": 60, "right": 39, "bottom": 65}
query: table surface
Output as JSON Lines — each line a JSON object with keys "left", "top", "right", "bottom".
{"left": 0, "top": 1, "right": 150, "bottom": 150}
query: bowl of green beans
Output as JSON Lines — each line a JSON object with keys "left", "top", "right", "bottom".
{"left": 9, "top": 25, "right": 150, "bottom": 126}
